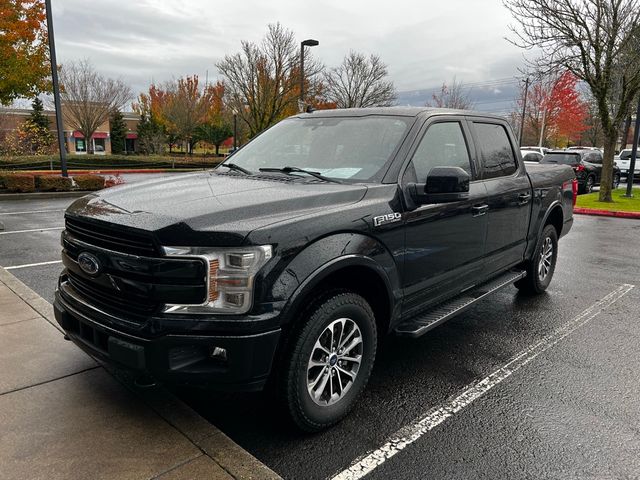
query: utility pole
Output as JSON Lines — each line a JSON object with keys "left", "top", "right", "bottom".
{"left": 519, "top": 77, "right": 530, "bottom": 147}
{"left": 45, "top": 0, "right": 68, "bottom": 177}
{"left": 624, "top": 97, "right": 640, "bottom": 198}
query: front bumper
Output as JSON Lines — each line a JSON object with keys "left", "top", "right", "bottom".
{"left": 54, "top": 290, "right": 281, "bottom": 391}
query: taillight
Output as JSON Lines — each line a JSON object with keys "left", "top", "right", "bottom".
{"left": 573, "top": 164, "right": 585, "bottom": 172}
{"left": 563, "top": 179, "right": 579, "bottom": 207}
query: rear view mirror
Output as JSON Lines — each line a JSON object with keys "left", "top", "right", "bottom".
{"left": 406, "top": 166, "right": 470, "bottom": 206}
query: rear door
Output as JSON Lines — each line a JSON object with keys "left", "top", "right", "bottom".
{"left": 401, "top": 117, "right": 488, "bottom": 314}
{"left": 469, "top": 119, "right": 531, "bottom": 276}
{"left": 584, "top": 151, "right": 603, "bottom": 182}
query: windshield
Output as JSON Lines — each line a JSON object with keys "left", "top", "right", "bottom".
{"left": 620, "top": 150, "right": 632, "bottom": 160}
{"left": 221, "top": 116, "right": 412, "bottom": 181}
{"left": 541, "top": 153, "right": 581, "bottom": 165}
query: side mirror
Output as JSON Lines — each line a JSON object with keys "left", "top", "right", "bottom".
{"left": 407, "top": 166, "right": 470, "bottom": 205}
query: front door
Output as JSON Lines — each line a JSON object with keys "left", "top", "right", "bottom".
{"left": 401, "top": 119, "right": 488, "bottom": 315}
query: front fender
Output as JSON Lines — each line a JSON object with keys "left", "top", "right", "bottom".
{"left": 272, "top": 232, "right": 402, "bottom": 328}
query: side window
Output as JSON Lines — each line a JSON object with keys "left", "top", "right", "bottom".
{"left": 409, "top": 122, "right": 472, "bottom": 182}
{"left": 589, "top": 153, "right": 602, "bottom": 164}
{"left": 474, "top": 123, "right": 517, "bottom": 179}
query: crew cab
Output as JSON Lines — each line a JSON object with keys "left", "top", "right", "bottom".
{"left": 541, "top": 149, "right": 620, "bottom": 194}
{"left": 54, "top": 108, "right": 575, "bottom": 431}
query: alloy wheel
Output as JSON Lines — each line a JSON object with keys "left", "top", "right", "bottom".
{"left": 306, "top": 318, "right": 363, "bottom": 406}
{"left": 538, "top": 237, "right": 553, "bottom": 282}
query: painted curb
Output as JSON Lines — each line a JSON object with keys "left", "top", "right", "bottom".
{"left": 0, "top": 191, "right": 92, "bottom": 200}
{"left": 0, "top": 267, "right": 282, "bottom": 480}
{"left": 573, "top": 207, "right": 640, "bottom": 219}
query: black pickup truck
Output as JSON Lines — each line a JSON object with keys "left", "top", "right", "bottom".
{"left": 54, "top": 108, "right": 576, "bottom": 431}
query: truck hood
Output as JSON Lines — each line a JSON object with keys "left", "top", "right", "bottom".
{"left": 66, "top": 171, "right": 368, "bottom": 246}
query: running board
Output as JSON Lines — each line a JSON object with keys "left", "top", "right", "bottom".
{"left": 394, "top": 269, "right": 527, "bottom": 338}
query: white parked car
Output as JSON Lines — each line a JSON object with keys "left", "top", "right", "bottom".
{"left": 615, "top": 149, "right": 639, "bottom": 178}
{"left": 521, "top": 146, "right": 549, "bottom": 156}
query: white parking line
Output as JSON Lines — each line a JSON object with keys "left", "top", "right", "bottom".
{"left": 4, "top": 260, "right": 63, "bottom": 270}
{"left": 331, "top": 283, "right": 635, "bottom": 480}
{"left": 0, "top": 209, "right": 64, "bottom": 216}
{"left": 0, "top": 227, "right": 64, "bottom": 235}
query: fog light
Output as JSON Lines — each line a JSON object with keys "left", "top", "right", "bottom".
{"left": 210, "top": 346, "right": 227, "bottom": 361}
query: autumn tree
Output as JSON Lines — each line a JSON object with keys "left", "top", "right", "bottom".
{"left": 109, "top": 110, "right": 127, "bottom": 154}
{"left": 505, "top": 0, "right": 640, "bottom": 201}
{"left": 324, "top": 51, "right": 396, "bottom": 108}
{"left": 217, "top": 23, "right": 323, "bottom": 137}
{"left": 0, "top": 0, "right": 50, "bottom": 105}
{"left": 518, "top": 71, "right": 588, "bottom": 147}
{"left": 59, "top": 60, "right": 132, "bottom": 153}
{"left": 427, "top": 78, "right": 475, "bottom": 110}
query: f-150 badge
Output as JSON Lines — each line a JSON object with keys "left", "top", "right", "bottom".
{"left": 373, "top": 212, "right": 402, "bottom": 227}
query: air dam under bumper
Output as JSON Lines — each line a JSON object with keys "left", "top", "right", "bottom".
{"left": 54, "top": 291, "right": 281, "bottom": 391}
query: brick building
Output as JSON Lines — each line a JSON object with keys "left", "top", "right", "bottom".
{"left": 0, "top": 107, "right": 140, "bottom": 154}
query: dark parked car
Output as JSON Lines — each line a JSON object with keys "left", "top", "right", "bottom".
{"left": 541, "top": 149, "right": 620, "bottom": 194}
{"left": 54, "top": 108, "right": 575, "bottom": 431}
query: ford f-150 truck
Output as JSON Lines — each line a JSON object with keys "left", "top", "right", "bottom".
{"left": 54, "top": 108, "right": 576, "bottom": 431}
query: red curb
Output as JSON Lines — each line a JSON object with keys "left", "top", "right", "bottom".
{"left": 574, "top": 207, "right": 640, "bottom": 219}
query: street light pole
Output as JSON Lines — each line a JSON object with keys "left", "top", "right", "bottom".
{"left": 299, "top": 39, "right": 319, "bottom": 113}
{"left": 232, "top": 109, "right": 238, "bottom": 151}
{"left": 45, "top": 0, "right": 68, "bottom": 177}
{"left": 519, "top": 77, "right": 530, "bottom": 147}
{"left": 624, "top": 97, "right": 640, "bottom": 198}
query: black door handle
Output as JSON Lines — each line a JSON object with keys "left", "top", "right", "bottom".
{"left": 518, "top": 193, "right": 531, "bottom": 204}
{"left": 471, "top": 204, "right": 489, "bottom": 216}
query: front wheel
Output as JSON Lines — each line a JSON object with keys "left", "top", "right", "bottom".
{"left": 280, "top": 292, "right": 377, "bottom": 432}
{"left": 515, "top": 224, "right": 558, "bottom": 294}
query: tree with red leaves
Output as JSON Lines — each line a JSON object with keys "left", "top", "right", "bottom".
{"left": 519, "top": 71, "right": 588, "bottom": 147}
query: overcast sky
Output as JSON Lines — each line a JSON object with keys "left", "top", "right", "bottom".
{"left": 51, "top": 0, "right": 529, "bottom": 112}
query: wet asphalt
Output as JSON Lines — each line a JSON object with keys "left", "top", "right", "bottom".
{"left": 1, "top": 185, "right": 639, "bottom": 480}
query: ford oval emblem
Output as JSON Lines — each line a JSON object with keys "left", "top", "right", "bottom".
{"left": 77, "top": 252, "right": 101, "bottom": 276}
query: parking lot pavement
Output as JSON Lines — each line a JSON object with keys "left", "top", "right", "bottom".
{"left": 2, "top": 188, "right": 639, "bottom": 480}
{"left": 177, "top": 215, "right": 640, "bottom": 480}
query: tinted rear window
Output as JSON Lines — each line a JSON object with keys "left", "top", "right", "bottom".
{"left": 541, "top": 153, "right": 581, "bottom": 165}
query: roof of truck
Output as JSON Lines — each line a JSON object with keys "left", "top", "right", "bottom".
{"left": 293, "top": 106, "right": 506, "bottom": 120}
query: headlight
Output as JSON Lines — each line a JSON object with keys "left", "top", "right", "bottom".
{"left": 162, "top": 245, "right": 272, "bottom": 314}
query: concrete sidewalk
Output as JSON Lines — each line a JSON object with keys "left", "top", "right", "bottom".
{"left": 0, "top": 267, "right": 280, "bottom": 480}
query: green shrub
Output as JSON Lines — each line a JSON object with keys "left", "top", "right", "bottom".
{"left": 36, "top": 175, "right": 73, "bottom": 192}
{"left": 73, "top": 174, "right": 104, "bottom": 191}
{"left": 4, "top": 174, "right": 36, "bottom": 192}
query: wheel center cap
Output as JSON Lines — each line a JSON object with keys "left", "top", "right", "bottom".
{"left": 329, "top": 354, "right": 338, "bottom": 366}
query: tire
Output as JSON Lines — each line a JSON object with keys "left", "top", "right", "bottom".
{"left": 515, "top": 224, "right": 558, "bottom": 294}
{"left": 280, "top": 291, "right": 377, "bottom": 432}
{"left": 613, "top": 173, "right": 620, "bottom": 189}
{"left": 584, "top": 175, "right": 595, "bottom": 193}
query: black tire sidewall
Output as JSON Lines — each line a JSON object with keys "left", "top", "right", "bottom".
{"left": 288, "top": 293, "right": 377, "bottom": 430}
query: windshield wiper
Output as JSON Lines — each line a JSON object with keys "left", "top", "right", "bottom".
{"left": 259, "top": 166, "right": 343, "bottom": 184}
{"left": 219, "top": 163, "right": 252, "bottom": 175}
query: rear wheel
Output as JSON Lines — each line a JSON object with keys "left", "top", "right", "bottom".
{"left": 515, "top": 224, "right": 558, "bottom": 294}
{"left": 280, "top": 291, "right": 377, "bottom": 432}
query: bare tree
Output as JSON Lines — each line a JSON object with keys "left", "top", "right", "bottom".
{"left": 324, "top": 51, "right": 396, "bottom": 108}
{"left": 216, "top": 23, "right": 323, "bottom": 138}
{"left": 59, "top": 60, "right": 132, "bottom": 153}
{"left": 427, "top": 78, "right": 475, "bottom": 110}
{"left": 504, "top": 0, "right": 640, "bottom": 202}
